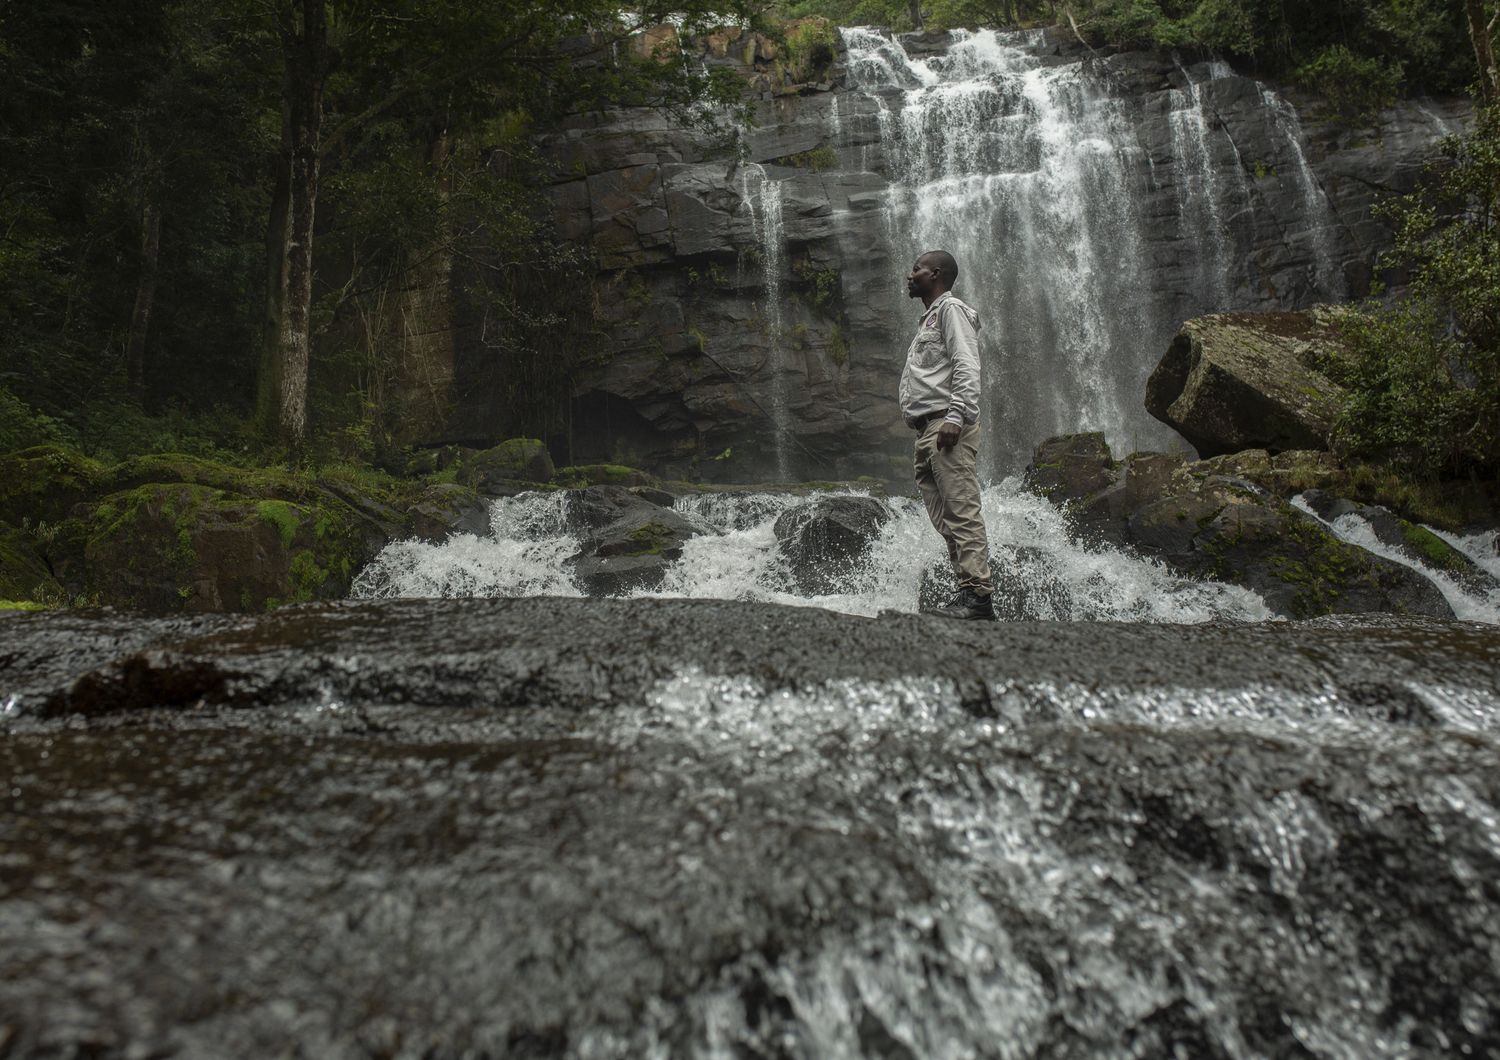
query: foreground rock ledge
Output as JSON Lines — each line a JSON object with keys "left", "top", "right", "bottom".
{"left": 3, "top": 598, "right": 1500, "bottom": 1058}
{"left": 4, "top": 597, "right": 1498, "bottom": 720}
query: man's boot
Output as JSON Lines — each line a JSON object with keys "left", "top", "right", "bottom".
{"left": 931, "top": 587, "right": 996, "bottom": 621}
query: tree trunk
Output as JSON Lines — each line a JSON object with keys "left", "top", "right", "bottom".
{"left": 259, "top": 0, "right": 328, "bottom": 448}
{"left": 125, "top": 196, "right": 161, "bottom": 401}
{"left": 1467, "top": 0, "right": 1499, "bottom": 102}
{"left": 256, "top": 107, "right": 292, "bottom": 438}
{"left": 909, "top": 0, "right": 923, "bottom": 30}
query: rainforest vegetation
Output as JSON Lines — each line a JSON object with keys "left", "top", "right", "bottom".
{"left": 0, "top": 0, "right": 1496, "bottom": 481}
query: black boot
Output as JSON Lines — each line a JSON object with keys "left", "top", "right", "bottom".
{"left": 931, "top": 587, "right": 996, "bottom": 621}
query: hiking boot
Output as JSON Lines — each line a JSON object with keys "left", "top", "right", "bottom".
{"left": 930, "top": 588, "right": 996, "bottom": 621}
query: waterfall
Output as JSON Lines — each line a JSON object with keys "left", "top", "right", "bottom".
{"left": 737, "top": 163, "right": 793, "bottom": 480}
{"left": 838, "top": 29, "right": 1352, "bottom": 472}
{"left": 842, "top": 27, "right": 1171, "bottom": 473}
{"left": 1258, "top": 87, "right": 1345, "bottom": 299}
{"left": 1167, "top": 58, "right": 1252, "bottom": 312}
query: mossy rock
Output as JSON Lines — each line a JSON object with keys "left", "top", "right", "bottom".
{"left": 83, "top": 481, "right": 367, "bottom": 612}
{"left": 459, "top": 439, "right": 555, "bottom": 492}
{"left": 0, "top": 445, "right": 108, "bottom": 526}
{"left": 552, "top": 464, "right": 657, "bottom": 489}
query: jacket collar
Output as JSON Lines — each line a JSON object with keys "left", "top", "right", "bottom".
{"left": 920, "top": 290, "right": 954, "bottom": 321}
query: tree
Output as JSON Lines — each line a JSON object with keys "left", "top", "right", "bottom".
{"left": 250, "top": 0, "right": 757, "bottom": 448}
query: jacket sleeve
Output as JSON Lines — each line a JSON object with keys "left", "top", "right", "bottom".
{"left": 940, "top": 302, "right": 981, "bottom": 425}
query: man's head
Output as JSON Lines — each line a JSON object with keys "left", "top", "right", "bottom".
{"left": 907, "top": 250, "right": 958, "bottom": 303}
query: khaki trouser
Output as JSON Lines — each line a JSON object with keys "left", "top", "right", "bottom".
{"left": 913, "top": 419, "right": 993, "bottom": 596}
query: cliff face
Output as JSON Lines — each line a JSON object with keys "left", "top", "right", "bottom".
{"left": 507, "top": 27, "right": 1467, "bottom": 482}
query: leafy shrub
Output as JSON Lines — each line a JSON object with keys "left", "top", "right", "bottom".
{"left": 0, "top": 387, "right": 75, "bottom": 455}
{"left": 1294, "top": 45, "right": 1402, "bottom": 120}
{"left": 1327, "top": 104, "right": 1500, "bottom": 478}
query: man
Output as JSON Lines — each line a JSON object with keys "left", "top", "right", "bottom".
{"left": 900, "top": 250, "right": 996, "bottom": 620}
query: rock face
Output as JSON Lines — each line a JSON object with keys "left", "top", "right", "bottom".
{"left": 417, "top": 26, "right": 1468, "bottom": 481}
{"left": 772, "top": 494, "right": 891, "bottom": 594}
{"left": 563, "top": 485, "right": 714, "bottom": 595}
{"left": 1026, "top": 434, "right": 1454, "bottom": 619}
{"left": 1145, "top": 310, "right": 1346, "bottom": 456}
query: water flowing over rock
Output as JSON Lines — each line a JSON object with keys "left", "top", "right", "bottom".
{"left": 526, "top": 28, "right": 1467, "bottom": 481}
{"left": 772, "top": 493, "right": 891, "bottom": 594}
{"left": 1145, "top": 309, "right": 1346, "bottom": 456}
{"left": 354, "top": 487, "right": 1277, "bottom": 623}
{"left": 1025, "top": 433, "right": 1456, "bottom": 619}
{"left": 4, "top": 600, "right": 1500, "bottom": 1056}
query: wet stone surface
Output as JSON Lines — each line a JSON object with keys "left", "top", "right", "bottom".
{"left": 2, "top": 599, "right": 1500, "bottom": 1057}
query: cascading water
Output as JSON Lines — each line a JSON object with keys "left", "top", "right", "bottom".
{"left": 1292, "top": 496, "right": 1500, "bottom": 623}
{"left": 838, "top": 28, "right": 1348, "bottom": 472}
{"left": 738, "top": 163, "right": 793, "bottom": 480}
{"left": 353, "top": 487, "right": 1272, "bottom": 623}
{"left": 1258, "top": 87, "right": 1345, "bottom": 298}
{"left": 1167, "top": 60, "right": 1251, "bottom": 311}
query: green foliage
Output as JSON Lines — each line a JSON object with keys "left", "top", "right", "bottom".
{"left": 784, "top": 144, "right": 840, "bottom": 170}
{"left": 0, "top": 389, "right": 75, "bottom": 454}
{"left": 782, "top": 17, "right": 839, "bottom": 82}
{"left": 1294, "top": 45, "right": 1402, "bottom": 120}
{"left": 1326, "top": 104, "right": 1500, "bottom": 478}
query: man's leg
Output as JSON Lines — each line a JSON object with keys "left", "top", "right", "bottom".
{"left": 913, "top": 424, "right": 949, "bottom": 547}
{"left": 928, "top": 422, "right": 993, "bottom": 597}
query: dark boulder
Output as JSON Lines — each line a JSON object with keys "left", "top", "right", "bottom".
{"left": 1023, "top": 433, "right": 1117, "bottom": 504}
{"left": 564, "top": 486, "right": 715, "bottom": 596}
{"left": 1145, "top": 311, "right": 1345, "bottom": 457}
{"left": 1024, "top": 433, "right": 1454, "bottom": 620}
{"left": 458, "top": 439, "right": 555, "bottom": 494}
{"left": 407, "top": 482, "right": 492, "bottom": 543}
{"left": 772, "top": 495, "right": 891, "bottom": 595}
{"left": 1299, "top": 490, "right": 1499, "bottom": 596}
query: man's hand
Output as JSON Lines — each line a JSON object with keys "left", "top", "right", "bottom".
{"left": 936, "top": 421, "right": 961, "bottom": 450}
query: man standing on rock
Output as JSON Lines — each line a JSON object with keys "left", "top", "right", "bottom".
{"left": 900, "top": 250, "right": 996, "bottom": 620}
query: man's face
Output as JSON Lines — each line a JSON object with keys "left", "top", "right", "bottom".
{"left": 907, "top": 256, "right": 940, "bottom": 300}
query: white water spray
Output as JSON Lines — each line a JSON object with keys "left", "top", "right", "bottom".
{"left": 353, "top": 487, "right": 1272, "bottom": 623}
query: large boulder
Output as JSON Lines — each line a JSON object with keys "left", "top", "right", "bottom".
{"left": 458, "top": 439, "right": 555, "bottom": 494}
{"left": 1025, "top": 433, "right": 1454, "bottom": 620}
{"left": 563, "top": 486, "right": 715, "bottom": 596}
{"left": 1145, "top": 310, "right": 1346, "bottom": 457}
{"left": 82, "top": 484, "right": 370, "bottom": 612}
{"left": 772, "top": 495, "right": 891, "bottom": 595}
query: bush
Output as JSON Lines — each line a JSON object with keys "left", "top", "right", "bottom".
{"left": 0, "top": 387, "right": 75, "bottom": 455}
{"left": 1294, "top": 45, "right": 1402, "bottom": 121}
{"left": 1327, "top": 104, "right": 1500, "bottom": 478}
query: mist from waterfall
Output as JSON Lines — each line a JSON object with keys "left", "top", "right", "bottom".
{"left": 839, "top": 28, "right": 1345, "bottom": 473}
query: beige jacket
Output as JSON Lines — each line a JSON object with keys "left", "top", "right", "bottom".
{"left": 897, "top": 291, "right": 982, "bottom": 427}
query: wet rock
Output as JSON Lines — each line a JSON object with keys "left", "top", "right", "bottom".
{"left": 772, "top": 494, "right": 891, "bottom": 594}
{"left": 458, "top": 438, "right": 555, "bottom": 493}
{"left": 1300, "top": 490, "right": 1499, "bottom": 595}
{"left": 1025, "top": 434, "right": 1454, "bottom": 619}
{"left": 1, "top": 601, "right": 1498, "bottom": 1058}
{"left": 1023, "top": 433, "right": 1116, "bottom": 504}
{"left": 407, "top": 482, "right": 492, "bottom": 543}
{"left": 1145, "top": 310, "right": 1346, "bottom": 457}
{"left": 564, "top": 487, "right": 714, "bottom": 595}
